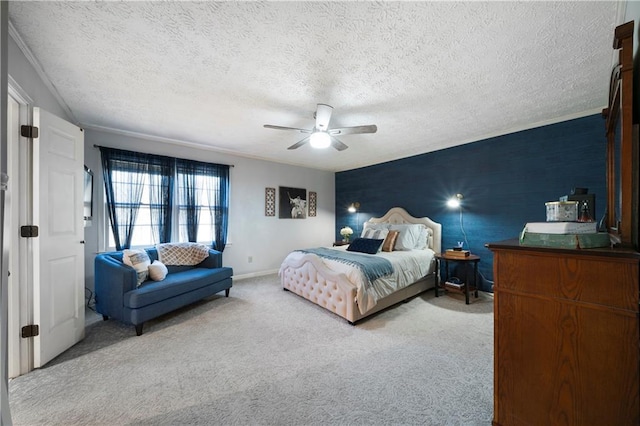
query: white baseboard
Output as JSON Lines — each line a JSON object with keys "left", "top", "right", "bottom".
{"left": 232, "top": 269, "right": 279, "bottom": 281}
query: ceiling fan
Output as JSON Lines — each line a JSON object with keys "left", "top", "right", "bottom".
{"left": 264, "top": 104, "right": 377, "bottom": 151}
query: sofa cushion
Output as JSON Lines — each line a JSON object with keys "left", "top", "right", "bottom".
{"left": 122, "top": 249, "right": 151, "bottom": 286}
{"left": 124, "top": 267, "right": 233, "bottom": 309}
{"left": 148, "top": 260, "right": 168, "bottom": 281}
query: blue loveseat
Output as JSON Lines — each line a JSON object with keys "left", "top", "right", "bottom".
{"left": 95, "top": 247, "right": 233, "bottom": 335}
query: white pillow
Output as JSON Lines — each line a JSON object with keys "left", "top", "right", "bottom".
{"left": 360, "top": 222, "right": 390, "bottom": 238}
{"left": 122, "top": 249, "right": 151, "bottom": 286}
{"left": 416, "top": 227, "right": 429, "bottom": 250}
{"left": 389, "top": 224, "right": 424, "bottom": 250}
{"left": 148, "top": 260, "right": 168, "bottom": 281}
{"left": 425, "top": 228, "right": 434, "bottom": 250}
{"left": 362, "top": 227, "right": 389, "bottom": 241}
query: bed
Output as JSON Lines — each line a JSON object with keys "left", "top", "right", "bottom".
{"left": 279, "top": 207, "right": 442, "bottom": 323}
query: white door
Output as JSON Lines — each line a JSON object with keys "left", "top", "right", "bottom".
{"left": 32, "top": 108, "right": 84, "bottom": 368}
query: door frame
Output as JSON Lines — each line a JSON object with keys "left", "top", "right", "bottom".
{"left": 7, "top": 77, "right": 34, "bottom": 378}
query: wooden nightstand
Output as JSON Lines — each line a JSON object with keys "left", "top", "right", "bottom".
{"left": 434, "top": 252, "right": 480, "bottom": 304}
{"left": 333, "top": 240, "right": 350, "bottom": 247}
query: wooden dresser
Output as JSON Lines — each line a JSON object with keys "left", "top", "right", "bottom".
{"left": 487, "top": 240, "right": 639, "bottom": 426}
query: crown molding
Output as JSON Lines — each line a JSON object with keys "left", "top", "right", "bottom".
{"left": 8, "top": 21, "right": 78, "bottom": 124}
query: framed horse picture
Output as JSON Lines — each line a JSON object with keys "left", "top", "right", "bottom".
{"left": 279, "top": 186, "right": 306, "bottom": 219}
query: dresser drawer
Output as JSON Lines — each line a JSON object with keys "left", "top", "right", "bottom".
{"left": 494, "top": 250, "right": 639, "bottom": 312}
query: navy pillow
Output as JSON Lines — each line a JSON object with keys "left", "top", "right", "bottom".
{"left": 346, "top": 238, "right": 384, "bottom": 254}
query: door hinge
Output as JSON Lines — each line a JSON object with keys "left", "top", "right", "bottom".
{"left": 20, "top": 225, "right": 39, "bottom": 238}
{"left": 21, "top": 324, "right": 39, "bottom": 338}
{"left": 20, "top": 125, "right": 39, "bottom": 139}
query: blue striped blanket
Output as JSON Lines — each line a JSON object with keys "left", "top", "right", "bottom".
{"left": 296, "top": 247, "right": 393, "bottom": 287}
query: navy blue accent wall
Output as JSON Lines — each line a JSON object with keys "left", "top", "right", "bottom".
{"left": 336, "top": 114, "right": 606, "bottom": 291}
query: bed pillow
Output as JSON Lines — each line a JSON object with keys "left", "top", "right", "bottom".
{"left": 360, "top": 222, "right": 390, "bottom": 238}
{"left": 346, "top": 238, "right": 384, "bottom": 254}
{"left": 382, "top": 230, "right": 399, "bottom": 252}
{"left": 415, "top": 227, "right": 429, "bottom": 250}
{"left": 148, "top": 260, "right": 168, "bottom": 281}
{"left": 362, "top": 227, "right": 389, "bottom": 241}
{"left": 122, "top": 249, "right": 151, "bottom": 286}
{"left": 389, "top": 224, "right": 424, "bottom": 250}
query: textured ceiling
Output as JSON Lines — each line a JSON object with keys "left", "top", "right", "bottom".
{"left": 8, "top": 1, "right": 621, "bottom": 172}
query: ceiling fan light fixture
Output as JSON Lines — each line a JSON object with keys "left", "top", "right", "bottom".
{"left": 309, "top": 131, "right": 331, "bottom": 149}
{"left": 265, "top": 104, "right": 376, "bottom": 151}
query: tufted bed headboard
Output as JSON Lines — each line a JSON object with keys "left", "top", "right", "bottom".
{"left": 365, "top": 207, "right": 442, "bottom": 254}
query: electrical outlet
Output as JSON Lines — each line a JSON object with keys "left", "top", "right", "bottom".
{"left": 248, "top": 256, "right": 253, "bottom": 263}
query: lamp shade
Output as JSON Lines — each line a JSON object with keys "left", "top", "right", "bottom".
{"left": 309, "top": 131, "right": 331, "bottom": 149}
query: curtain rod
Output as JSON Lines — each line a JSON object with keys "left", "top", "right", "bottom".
{"left": 93, "top": 144, "right": 235, "bottom": 167}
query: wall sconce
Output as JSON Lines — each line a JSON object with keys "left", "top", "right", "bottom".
{"left": 348, "top": 202, "right": 361, "bottom": 236}
{"left": 447, "top": 193, "right": 469, "bottom": 251}
{"left": 447, "top": 193, "right": 463, "bottom": 209}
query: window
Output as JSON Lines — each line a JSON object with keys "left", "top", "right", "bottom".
{"left": 177, "top": 173, "right": 220, "bottom": 244}
{"left": 100, "top": 147, "right": 229, "bottom": 251}
{"left": 107, "top": 170, "right": 154, "bottom": 248}
{"left": 176, "top": 158, "right": 229, "bottom": 248}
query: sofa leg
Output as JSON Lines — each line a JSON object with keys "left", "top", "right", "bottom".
{"left": 135, "top": 324, "right": 144, "bottom": 336}
{"left": 225, "top": 288, "right": 230, "bottom": 297}
{"left": 102, "top": 315, "right": 109, "bottom": 321}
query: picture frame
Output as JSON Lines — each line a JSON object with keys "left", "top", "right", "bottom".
{"left": 265, "top": 187, "right": 276, "bottom": 217}
{"left": 308, "top": 191, "right": 317, "bottom": 217}
{"left": 279, "top": 186, "right": 306, "bottom": 219}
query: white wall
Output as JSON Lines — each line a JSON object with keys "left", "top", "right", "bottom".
{"left": 7, "top": 28, "right": 335, "bottom": 293}
{"left": 84, "top": 129, "right": 335, "bottom": 290}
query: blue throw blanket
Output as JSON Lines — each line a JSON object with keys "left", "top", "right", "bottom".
{"left": 296, "top": 247, "right": 393, "bottom": 287}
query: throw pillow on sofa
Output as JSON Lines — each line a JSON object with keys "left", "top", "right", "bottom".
{"left": 123, "top": 249, "right": 151, "bottom": 286}
{"left": 148, "top": 260, "right": 168, "bottom": 281}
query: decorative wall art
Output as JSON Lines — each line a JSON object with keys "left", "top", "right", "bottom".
{"left": 308, "top": 191, "right": 317, "bottom": 217}
{"left": 279, "top": 186, "right": 306, "bottom": 219}
{"left": 265, "top": 187, "right": 276, "bottom": 217}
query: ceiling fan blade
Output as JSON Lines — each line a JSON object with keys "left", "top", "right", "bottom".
{"left": 331, "top": 137, "right": 349, "bottom": 151}
{"left": 315, "top": 104, "right": 333, "bottom": 131}
{"left": 264, "top": 124, "right": 312, "bottom": 133}
{"left": 328, "top": 125, "right": 377, "bottom": 136}
{"left": 287, "top": 136, "right": 310, "bottom": 150}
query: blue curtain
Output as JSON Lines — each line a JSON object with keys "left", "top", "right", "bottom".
{"left": 100, "top": 147, "right": 147, "bottom": 250}
{"left": 101, "top": 147, "right": 230, "bottom": 251}
{"left": 177, "top": 159, "right": 230, "bottom": 251}
{"left": 207, "top": 164, "right": 230, "bottom": 252}
{"left": 100, "top": 147, "right": 174, "bottom": 249}
{"left": 177, "top": 160, "right": 199, "bottom": 242}
{"left": 148, "top": 158, "right": 174, "bottom": 244}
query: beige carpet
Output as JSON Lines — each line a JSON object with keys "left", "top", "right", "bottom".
{"left": 9, "top": 274, "right": 493, "bottom": 425}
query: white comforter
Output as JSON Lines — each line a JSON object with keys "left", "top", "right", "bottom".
{"left": 281, "top": 246, "right": 435, "bottom": 314}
